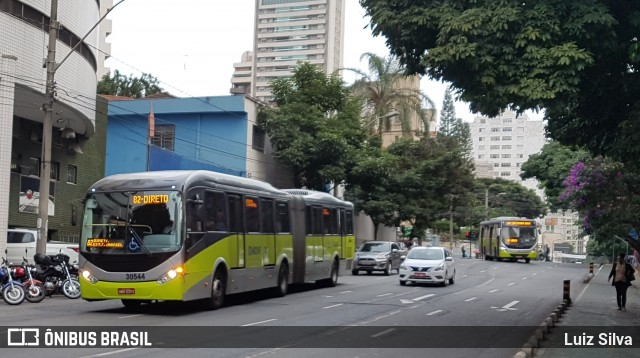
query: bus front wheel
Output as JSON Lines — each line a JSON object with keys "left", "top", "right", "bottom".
{"left": 275, "top": 263, "right": 289, "bottom": 297}
{"left": 204, "top": 269, "right": 226, "bottom": 310}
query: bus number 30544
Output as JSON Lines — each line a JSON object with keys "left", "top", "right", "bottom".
{"left": 125, "top": 273, "right": 146, "bottom": 280}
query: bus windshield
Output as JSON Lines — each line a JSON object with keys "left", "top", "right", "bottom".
{"left": 80, "top": 191, "right": 182, "bottom": 255}
{"left": 501, "top": 225, "right": 537, "bottom": 248}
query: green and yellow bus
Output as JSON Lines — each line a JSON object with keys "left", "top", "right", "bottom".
{"left": 78, "top": 170, "right": 355, "bottom": 309}
{"left": 479, "top": 217, "right": 538, "bottom": 263}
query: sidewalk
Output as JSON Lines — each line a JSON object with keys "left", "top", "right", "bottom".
{"left": 537, "top": 264, "right": 640, "bottom": 357}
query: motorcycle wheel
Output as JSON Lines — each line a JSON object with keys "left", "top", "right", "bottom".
{"left": 25, "top": 283, "right": 46, "bottom": 303}
{"left": 62, "top": 279, "right": 81, "bottom": 299}
{"left": 2, "top": 285, "right": 26, "bottom": 305}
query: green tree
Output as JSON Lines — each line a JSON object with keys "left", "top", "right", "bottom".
{"left": 97, "top": 70, "right": 164, "bottom": 98}
{"left": 359, "top": 0, "right": 640, "bottom": 162}
{"left": 521, "top": 142, "right": 589, "bottom": 210}
{"left": 347, "top": 53, "right": 436, "bottom": 136}
{"left": 473, "top": 178, "right": 547, "bottom": 222}
{"left": 258, "top": 62, "right": 366, "bottom": 190}
{"left": 439, "top": 86, "right": 457, "bottom": 136}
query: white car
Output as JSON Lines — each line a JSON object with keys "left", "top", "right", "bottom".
{"left": 399, "top": 246, "right": 455, "bottom": 286}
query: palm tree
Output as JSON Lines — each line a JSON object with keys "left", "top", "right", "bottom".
{"left": 347, "top": 53, "right": 436, "bottom": 138}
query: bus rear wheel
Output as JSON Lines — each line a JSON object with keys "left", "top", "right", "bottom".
{"left": 323, "top": 259, "right": 339, "bottom": 287}
{"left": 525, "top": 258, "right": 531, "bottom": 263}
{"left": 121, "top": 299, "right": 142, "bottom": 309}
{"left": 275, "top": 263, "right": 289, "bottom": 297}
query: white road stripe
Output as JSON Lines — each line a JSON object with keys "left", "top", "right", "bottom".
{"left": 503, "top": 300, "right": 520, "bottom": 309}
{"left": 508, "top": 282, "right": 516, "bottom": 286}
{"left": 323, "top": 303, "right": 344, "bottom": 309}
{"left": 339, "top": 290, "right": 353, "bottom": 294}
{"left": 241, "top": 318, "right": 277, "bottom": 326}
{"left": 377, "top": 293, "right": 393, "bottom": 297}
{"left": 489, "top": 289, "right": 499, "bottom": 293}
{"left": 371, "top": 328, "right": 395, "bottom": 338}
{"left": 412, "top": 293, "right": 435, "bottom": 301}
{"left": 480, "top": 270, "right": 487, "bottom": 272}
{"left": 522, "top": 277, "right": 528, "bottom": 280}
{"left": 118, "top": 314, "right": 142, "bottom": 319}
{"left": 465, "top": 297, "right": 477, "bottom": 302}
{"left": 426, "top": 310, "right": 443, "bottom": 316}
{"left": 462, "top": 274, "right": 469, "bottom": 278}
{"left": 80, "top": 348, "right": 139, "bottom": 357}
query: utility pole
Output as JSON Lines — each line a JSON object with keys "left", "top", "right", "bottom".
{"left": 36, "top": 0, "right": 126, "bottom": 255}
{"left": 37, "top": 0, "right": 59, "bottom": 255}
{"left": 484, "top": 189, "right": 489, "bottom": 220}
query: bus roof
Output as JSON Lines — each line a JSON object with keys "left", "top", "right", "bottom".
{"left": 282, "top": 189, "right": 353, "bottom": 208}
{"left": 88, "top": 170, "right": 288, "bottom": 196}
{"left": 480, "top": 216, "right": 536, "bottom": 225}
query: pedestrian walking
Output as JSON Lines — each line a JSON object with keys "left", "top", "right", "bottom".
{"left": 608, "top": 252, "right": 636, "bottom": 311}
{"left": 461, "top": 246, "right": 466, "bottom": 258}
{"left": 545, "top": 245, "right": 551, "bottom": 262}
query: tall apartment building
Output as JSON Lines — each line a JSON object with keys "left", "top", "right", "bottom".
{"left": 469, "top": 110, "right": 545, "bottom": 195}
{"left": 252, "top": 0, "right": 345, "bottom": 102}
{"left": 97, "top": 0, "right": 113, "bottom": 79}
{"left": 230, "top": 51, "right": 253, "bottom": 96}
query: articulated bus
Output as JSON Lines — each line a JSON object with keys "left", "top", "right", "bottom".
{"left": 479, "top": 217, "right": 539, "bottom": 263}
{"left": 78, "top": 170, "right": 355, "bottom": 309}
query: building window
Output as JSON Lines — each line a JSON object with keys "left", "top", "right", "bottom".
{"left": 502, "top": 154, "right": 511, "bottom": 158}
{"left": 29, "top": 157, "right": 40, "bottom": 177}
{"left": 490, "top": 145, "right": 500, "bottom": 149}
{"left": 503, "top": 127, "right": 512, "bottom": 132}
{"left": 491, "top": 136, "right": 500, "bottom": 141}
{"left": 501, "top": 163, "right": 511, "bottom": 167}
{"left": 491, "top": 128, "right": 500, "bottom": 132}
{"left": 490, "top": 154, "right": 499, "bottom": 159}
{"left": 494, "top": 163, "right": 500, "bottom": 167}
{"left": 478, "top": 128, "right": 484, "bottom": 132}
{"left": 502, "top": 145, "right": 512, "bottom": 149}
{"left": 152, "top": 124, "right": 175, "bottom": 151}
{"left": 478, "top": 154, "right": 484, "bottom": 159}
{"left": 252, "top": 125, "right": 266, "bottom": 152}
{"left": 50, "top": 161, "right": 59, "bottom": 181}
{"left": 500, "top": 171, "right": 511, "bottom": 176}
{"left": 503, "top": 119, "right": 512, "bottom": 123}
{"left": 67, "top": 164, "right": 77, "bottom": 184}
{"left": 518, "top": 154, "right": 524, "bottom": 158}
{"left": 478, "top": 145, "right": 485, "bottom": 150}
{"left": 502, "top": 136, "right": 512, "bottom": 140}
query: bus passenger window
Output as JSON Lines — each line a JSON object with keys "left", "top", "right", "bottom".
{"left": 261, "top": 199, "right": 274, "bottom": 233}
{"left": 345, "top": 211, "right": 354, "bottom": 235}
{"left": 245, "top": 196, "right": 260, "bottom": 232}
{"left": 228, "top": 195, "right": 243, "bottom": 232}
{"left": 275, "top": 202, "right": 290, "bottom": 233}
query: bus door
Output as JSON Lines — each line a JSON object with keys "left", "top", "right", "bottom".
{"left": 228, "top": 195, "right": 245, "bottom": 268}
{"left": 260, "top": 198, "right": 276, "bottom": 266}
{"left": 244, "top": 196, "right": 270, "bottom": 269}
{"left": 322, "top": 207, "right": 339, "bottom": 261}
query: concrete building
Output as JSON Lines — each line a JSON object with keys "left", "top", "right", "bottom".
{"left": 251, "top": 0, "right": 345, "bottom": 102}
{"left": 97, "top": 0, "right": 113, "bottom": 79}
{"left": 469, "top": 110, "right": 545, "bottom": 195}
{"left": 1, "top": 1, "right": 108, "bottom": 249}
{"left": 106, "top": 95, "right": 293, "bottom": 189}
{"left": 542, "top": 211, "right": 585, "bottom": 254}
{"left": 230, "top": 51, "right": 253, "bottom": 96}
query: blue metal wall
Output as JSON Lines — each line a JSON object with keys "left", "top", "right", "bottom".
{"left": 106, "top": 96, "right": 247, "bottom": 177}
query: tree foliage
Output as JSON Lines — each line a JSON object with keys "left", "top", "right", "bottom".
{"left": 258, "top": 62, "right": 366, "bottom": 190}
{"left": 472, "top": 178, "right": 547, "bottom": 222}
{"left": 97, "top": 70, "right": 165, "bottom": 98}
{"left": 439, "top": 86, "right": 457, "bottom": 136}
{"left": 520, "top": 141, "right": 589, "bottom": 210}
{"left": 347, "top": 53, "right": 436, "bottom": 136}
{"left": 359, "top": 0, "right": 640, "bottom": 162}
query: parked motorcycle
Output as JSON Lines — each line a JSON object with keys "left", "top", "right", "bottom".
{"left": 33, "top": 252, "right": 81, "bottom": 299}
{"left": 11, "top": 249, "right": 46, "bottom": 303}
{"left": 0, "top": 249, "right": 26, "bottom": 305}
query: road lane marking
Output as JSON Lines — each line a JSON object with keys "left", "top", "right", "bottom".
{"left": 323, "top": 303, "right": 344, "bottom": 309}
{"left": 480, "top": 270, "right": 487, "bottom": 273}
{"left": 576, "top": 264, "right": 605, "bottom": 302}
{"left": 118, "top": 314, "right": 142, "bottom": 319}
{"left": 426, "top": 310, "right": 443, "bottom": 316}
{"left": 508, "top": 282, "right": 516, "bottom": 286}
{"left": 241, "top": 318, "right": 277, "bottom": 326}
{"left": 375, "top": 276, "right": 387, "bottom": 280}
{"left": 532, "top": 273, "right": 538, "bottom": 276}
{"left": 462, "top": 274, "right": 469, "bottom": 278}
{"left": 80, "top": 348, "right": 139, "bottom": 357}
{"left": 371, "top": 328, "right": 395, "bottom": 338}
{"left": 377, "top": 293, "right": 393, "bottom": 297}
{"left": 492, "top": 300, "right": 520, "bottom": 312}
{"left": 339, "top": 290, "right": 353, "bottom": 294}
{"left": 412, "top": 294, "right": 435, "bottom": 301}
{"left": 489, "top": 289, "right": 499, "bottom": 293}
{"left": 465, "top": 297, "right": 477, "bottom": 302}
{"left": 522, "top": 277, "right": 528, "bottom": 280}
{"left": 324, "top": 295, "right": 333, "bottom": 298}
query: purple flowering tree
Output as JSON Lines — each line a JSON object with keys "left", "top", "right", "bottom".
{"left": 560, "top": 157, "right": 640, "bottom": 252}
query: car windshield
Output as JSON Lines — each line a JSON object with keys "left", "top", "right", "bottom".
{"left": 407, "top": 249, "right": 444, "bottom": 260}
{"left": 360, "top": 242, "right": 390, "bottom": 253}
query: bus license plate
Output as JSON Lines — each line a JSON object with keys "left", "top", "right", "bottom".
{"left": 118, "top": 288, "right": 135, "bottom": 295}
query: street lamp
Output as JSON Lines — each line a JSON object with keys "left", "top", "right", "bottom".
{"left": 36, "top": 0, "right": 126, "bottom": 254}
{"left": 484, "top": 190, "right": 507, "bottom": 220}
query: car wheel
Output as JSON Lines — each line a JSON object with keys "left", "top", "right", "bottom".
{"left": 449, "top": 270, "right": 455, "bottom": 285}
{"left": 366, "top": 271, "right": 372, "bottom": 275}
{"left": 441, "top": 272, "right": 448, "bottom": 287}
{"left": 384, "top": 263, "right": 391, "bottom": 276}
{"left": 351, "top": 269, "right": 359, "bottom": 276}
{"left": 400, "top": 280, "right": 406, "bottom": 286}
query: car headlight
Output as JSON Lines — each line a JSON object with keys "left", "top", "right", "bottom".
{"left": 399, "top": 264, "right": 407, "bottom": 270}
{"left": 81, "top": 269, "right": 98, "bottom": 284}
{"left": 432, "top": 262, "right": 444, "bottom": 271}
{"left": 157, "top": 266, "right": 183, "bottom": 284}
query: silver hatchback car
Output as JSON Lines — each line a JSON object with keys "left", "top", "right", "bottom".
{"left": 352, "top": 241, "right": 405, "bottom": 275}
{"left": 399, "top": 246, "right": 455, "bottom": 286}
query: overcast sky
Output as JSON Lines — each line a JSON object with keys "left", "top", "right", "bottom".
{"left": 105, "top": 0, "right": 542, "bottom": 123}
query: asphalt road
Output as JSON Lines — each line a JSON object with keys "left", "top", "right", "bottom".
{"left": 1, "top": 258, "right": 590, "bottom": 358}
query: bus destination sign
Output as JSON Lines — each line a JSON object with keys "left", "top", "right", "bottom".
{"left": 505, "top": 221, "right": 534, "bottom": 226}
{"left": 87, "top": 238, "right": 125, "bottom": 248}
{"left": 132, "top": 194, "right": 169, "bottom": 205}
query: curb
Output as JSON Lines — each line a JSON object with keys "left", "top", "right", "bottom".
{"left": 583, "top": 273, "right": 594, "bottom": 283}
{"left": 513, "top": 299, "right": 571, "bottom": 357}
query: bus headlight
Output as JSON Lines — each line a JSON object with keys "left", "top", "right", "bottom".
{"left": 81, "top": 270, "right": 98, "bottom": 284}
{"left": 157, "top": 266, "right": 183, "bottom": 284}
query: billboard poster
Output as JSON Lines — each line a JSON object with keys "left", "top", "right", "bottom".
{"left": 18, "top": 176, "right": 55, "bottom": 216}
